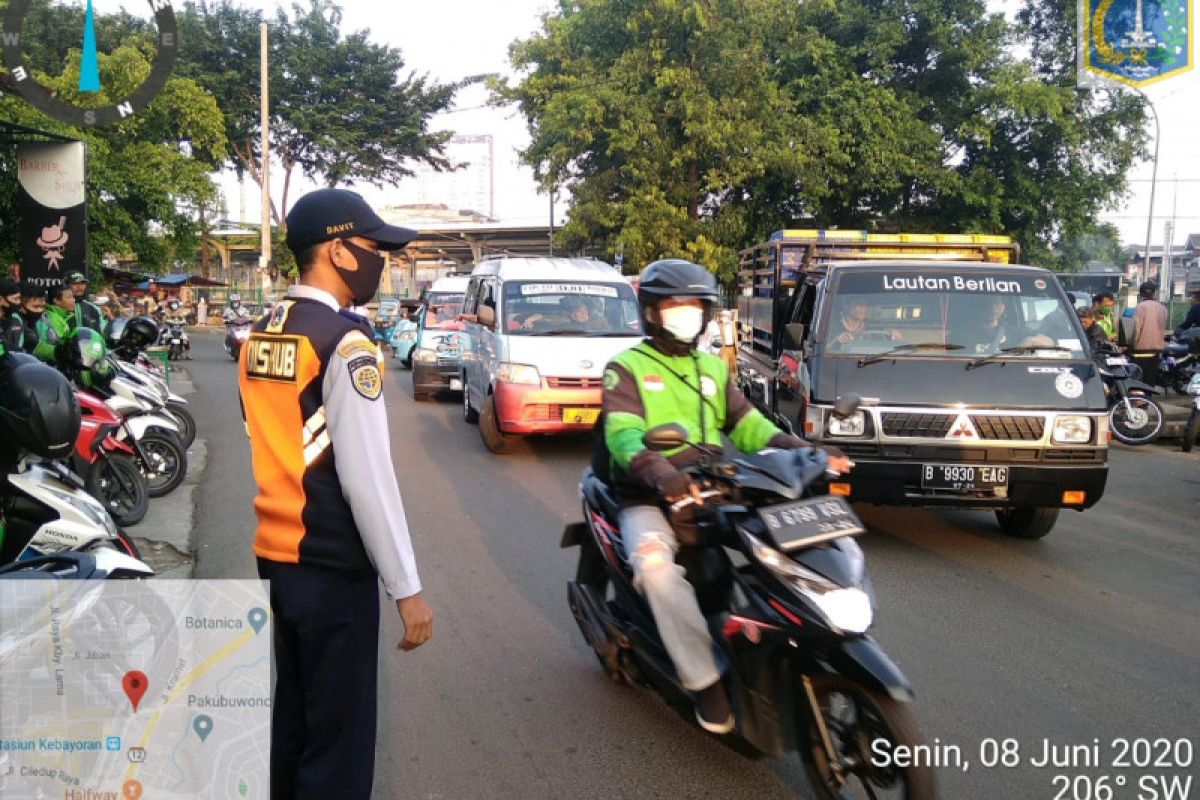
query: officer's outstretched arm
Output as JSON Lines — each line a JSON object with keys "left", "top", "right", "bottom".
{"left": 323, "top": 333, "right": 422, "bottom": 600}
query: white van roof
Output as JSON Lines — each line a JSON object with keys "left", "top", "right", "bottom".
{"left": 469, "top": 256, "right": 628, "bottom": 283}
{"left": 429, "top": 275, "right": 472, "bottom": 293}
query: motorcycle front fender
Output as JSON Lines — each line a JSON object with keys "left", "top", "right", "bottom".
{"left": 1124, "top": 379, "right": 1161, "bottom": 395}
{"left": 167, "top": 392, "right": 187, "bottom": 405}
{"left": 818, "top": 636, "right": 914, "bottom": 702}
{"left": 125, "top": 413, "right": 179, "bottom": 440}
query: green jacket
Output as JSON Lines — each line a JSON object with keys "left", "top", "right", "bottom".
{"left": 34, "top": 305, "right": 72, "bottom": 361}
{"left": 603, "top": 340, "right": 783, "bottom": 497}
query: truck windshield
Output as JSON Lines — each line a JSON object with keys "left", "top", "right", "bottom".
{"left": 821, "top": 268, "right": 1085, "bottom": 359}
{"left": 502, "top": 281, "right": 642, "bottom": 336}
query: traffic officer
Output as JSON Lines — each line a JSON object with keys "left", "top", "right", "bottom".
{"left": 66, "top": 271, "right": 104, "bottom": 332}
{"left": 238, "top": 188, "right": 433, "bottom": 799}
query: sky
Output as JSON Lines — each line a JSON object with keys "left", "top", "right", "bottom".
{"left": 81, "top": 0, "right": 1200, "bottom": 247}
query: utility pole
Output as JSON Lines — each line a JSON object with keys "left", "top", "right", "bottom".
{"left": 548, "top": 180, "right": 555, "bottom": 256}
{"left": 1127, "top": 84, "right": 1159, "bottom": 289}
{"left": 259, "top": 22, "right": 271, "bottom": 303}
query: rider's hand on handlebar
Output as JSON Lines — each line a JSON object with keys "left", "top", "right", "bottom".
{"left": 657, "top": 470, "right": 704, "bottom": 504}
{"left": 826, "top": 455, "right": 854, "bottom": 475}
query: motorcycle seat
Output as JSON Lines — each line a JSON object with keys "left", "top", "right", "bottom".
{"left": 1163, "top": 342, "right": 1188, "bottom": 357}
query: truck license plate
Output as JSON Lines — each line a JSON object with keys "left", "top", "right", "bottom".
{"left": 921, "top": 464, "right": 1008, "bottom": 492}
{"left": 758, "top": 496, "right": 865, "bottom": 551}
{"left": 562, "top": 407, "right": 600, "bottom": 424}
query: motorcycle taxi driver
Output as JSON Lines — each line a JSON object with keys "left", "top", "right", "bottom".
{"left": 602, "top": 259, "right": 852, "bottom": 733}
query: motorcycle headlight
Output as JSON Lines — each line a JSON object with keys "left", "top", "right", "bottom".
{"left": 827, "top": 410, "right": 866, "bottom": 437}
{"left": 413, "top": 347, "right": 438, "bottom": 364}
{"left": 497, "top": 362, "right": 542, "bottom": 386}
{"left": 1187, "top": 374, "right": 1200, "bottom": 397}
{"left": 234, "top": 329, "right": 250, "bottom": 341}
{"left": 399, "top": 330, "right": 417, "bottom": 341}
{"left": 743, "top": 531, "right": 873, "bottom": 634}
{"left": 1052, "top": 415, "right": 1092, "bottom": 444}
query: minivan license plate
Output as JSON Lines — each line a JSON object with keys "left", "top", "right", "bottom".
{"left": 758, "top": 496, "right": 865, "bottom": 551}
{"left": 921, "top": 464, "right": 1008, "bottom": 492}
{"left": 562, "top": 407, "right": 600, "bottom": 424}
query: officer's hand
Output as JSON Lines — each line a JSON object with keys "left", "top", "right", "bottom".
{"left": 396, "top": 593, "right": 433, "bottom": 651}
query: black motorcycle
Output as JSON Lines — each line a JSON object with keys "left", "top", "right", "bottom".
{"left": 1159, "top": 331, "right": 1199, "bottom": 396}
{"left": 161, "top": 317, "right": 188, "bottom": 361}
{"left": 1096, "top": 344, "right": 1164, "bottom": 445}
{"left": 563, "top": 415, "right": 935, "bottom": 800}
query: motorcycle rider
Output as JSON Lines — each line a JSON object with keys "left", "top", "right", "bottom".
{"left": 13, "top": 283, "right": 48, "bottom": 356}
{"left": 162, "top": 299, "right": 192, "bottom": 359}
{"left": 223, "top": 293, "right": 252, "bottom": 325}
{"left": 66, "top": 271, "right": 105, "bottom": 332}
{"left": 602, "top": 259, "right": 852, "bottom": 734}
{"left": 34, "top": 283, "right": 77, "bottom": 362}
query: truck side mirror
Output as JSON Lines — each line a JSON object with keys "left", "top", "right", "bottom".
{"left": 783, "top": 323, "right": 806, "bottom": 349}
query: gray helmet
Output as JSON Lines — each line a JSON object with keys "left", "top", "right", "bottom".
{"left": 637, "top": 259, "right": 720, "bottom": 306}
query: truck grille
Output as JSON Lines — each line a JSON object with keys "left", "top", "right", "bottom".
{"left": 881, "top": 413, "right": 954, "bottom": 438}
{"left": 970, "top": 415, "right": 1045, "bottom": 441}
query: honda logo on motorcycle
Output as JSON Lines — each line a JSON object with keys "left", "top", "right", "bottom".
{"left": 946, "top": 414, "right": 978, "bottom": 440}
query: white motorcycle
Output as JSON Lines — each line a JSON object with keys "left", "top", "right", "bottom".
{"left": 1182, "top": 373, "right": 1200, "bottom": 453}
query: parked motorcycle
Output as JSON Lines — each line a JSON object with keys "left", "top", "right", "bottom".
{"left": 74, "top": 390, "right": 149, "bottom": 527}
{"left": 111, "top": 356, "right": 197, "bottom": 448}
{"left": 1182, "top": 373, "right": 1200, "bottom": 453}
{"left": 98, "top": 379, "right": 188, "bottom": 498}
{"left": 562, "top": 414, "right": 934, "bottom": 800}
{"left": 1159, "top": 332, "right": 1200, "bottom": 396}
{"left": 225, "top": 321, "right": 251, "bottom": 361}
{"left": 0, "top": 548, "right": 152, "bottom": 580}
{"left": 1096, "top": 345, "right": 1164, "bottom": 446}
{"left": 0, "top": 353, "right": 150, "bottom": 575}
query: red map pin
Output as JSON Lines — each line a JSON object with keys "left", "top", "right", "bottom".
{"left": 122, "top": 671, "right": 148, "bottom": 713}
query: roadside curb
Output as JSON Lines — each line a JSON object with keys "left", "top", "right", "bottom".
{"left": 127, "top": 362, "right": 206, "bottom": 578}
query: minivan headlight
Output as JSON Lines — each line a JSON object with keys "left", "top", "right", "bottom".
{"left": 1052, "top": 415, "right": 1092, "bottom": 444}
{"left": 412, "top": 347, "right": 438, "bottom": 364}
{"left": 497, "top": 362, "right": 541, "bottom": 386}
{"left": 828, "top": 411, "right": 866, "bottom": 437}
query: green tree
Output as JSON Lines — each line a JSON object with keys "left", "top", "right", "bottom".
{"left": 502, "top": 0, "right": 1148, "bottom": 275}
{"left": 0, "top": 35, "right": 227, "bottom": 272}
{"left": 176, "top": 0, "right": 464, "bottom": 226}
{"left": 1057, "top": 221, "right": 1126, "bottom": 273}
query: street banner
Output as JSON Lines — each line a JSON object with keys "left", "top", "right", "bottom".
{"left": 1079, "top": 0, "right": 1194, "bottom": 87}
{"left": 16, "top": 141, "right": 87, "bottom": 287}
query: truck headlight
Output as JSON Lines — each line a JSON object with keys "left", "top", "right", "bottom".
{"left": 497, "top": 362, "right": 541, "bottom": 386}
{"left": 412, "top": 347, "right": 438, "bottom": 364}
{"left": 828, "top": 411, "right": 866, "bottom": 437}
{"left": 1052, "top": 415, "right": 1092, "bottom": 444}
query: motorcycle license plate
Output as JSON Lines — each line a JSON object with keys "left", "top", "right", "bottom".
{"left": 1106, "top": 356, "right": 1128, "bottom": 366}
{"left": 562, "top": 407, "right": 600, "bottom": 424}
{"left": 758, "top": 496, "right": 865, "bottom": 551}
{"left": 921, "top": 464, "right": 1008, "bottom": 492}
{"left": 170, "top": 339, "right": 181, "bottom": 344}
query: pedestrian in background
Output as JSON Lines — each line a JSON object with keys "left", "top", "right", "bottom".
{"left": 1131, "top": 281, "right": 1167, "bottom": 386}
{"left": 196, "top": 295, "right": 208, "bottom": 327}
{"left": 238, "top": 188, "right": 432, "bottom": 800}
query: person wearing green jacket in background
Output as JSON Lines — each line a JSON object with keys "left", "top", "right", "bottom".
{"left": 66, "top": 271, "right": 104, "bottom": 333}
{"left": 34, "top": 283, "right": 75, "bottom": 362}
{"left": 602, "top": 259, "right": 852, "bottom": 735}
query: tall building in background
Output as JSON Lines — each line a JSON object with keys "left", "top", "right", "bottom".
{"left": 408, "top": 134, "right": 495, "bottom": 220}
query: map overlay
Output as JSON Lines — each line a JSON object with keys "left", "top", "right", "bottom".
{"left": 0, "top": 580, "right": 271, "bottom": 800}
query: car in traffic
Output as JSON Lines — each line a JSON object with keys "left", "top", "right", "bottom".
{"left": 459, "top": 257, "right": 643, "bottom": 453}
{"left": 410, "top": 275, "right": 470, "bottom": 400}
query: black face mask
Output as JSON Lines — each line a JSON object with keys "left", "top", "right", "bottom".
{"left": 334, "top": 239, "right": 386, "bottom": 306}
{"left": 24, "top": 309, "right": 42, "bottom": 323}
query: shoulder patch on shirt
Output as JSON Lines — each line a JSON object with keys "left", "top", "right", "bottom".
{"left": 347, "top": 354, "right": 382, "bottom": 400}
{"left": 338, "top": 332, "right": 377, "bottom": 359}
{"left": 603, "top": 367, "right": 620, "bottom": 390}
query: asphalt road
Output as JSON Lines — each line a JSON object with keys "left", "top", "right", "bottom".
{"left": 185, "top": 330, "right": 1200, "bottom": 800}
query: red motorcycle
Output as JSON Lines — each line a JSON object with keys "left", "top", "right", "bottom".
{"left": 74, "top": 391, "right": 150, "bottom": 527}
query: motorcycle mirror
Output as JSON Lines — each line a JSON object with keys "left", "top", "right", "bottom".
{"left": 642, "top": 423, "right": 689, "bottom": 452}
{"left": 832, "top": 394, "right": 861, "bottom": 420}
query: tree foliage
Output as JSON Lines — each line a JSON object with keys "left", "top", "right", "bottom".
{"left": 0, "top": 3, "right": 227, "bottom": 273}
{"left": 176, "top": 0, "right": 464, "bottom": 226}
{"left": 501, "top": 0, "right": 1147, "bottom": 277}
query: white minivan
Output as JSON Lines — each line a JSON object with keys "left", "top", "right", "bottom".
{"left": 460, "top": 257, "right": 644, "bottom": 453}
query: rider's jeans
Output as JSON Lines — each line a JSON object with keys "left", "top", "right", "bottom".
{"left": 618, "top": 504, "right": 720, "bottom": 692}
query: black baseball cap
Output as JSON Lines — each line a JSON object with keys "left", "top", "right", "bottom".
{"left": 67, "top": 271, "right": 88, "bottom": 284}
{"left": 0, "top": 278, "right": 19, "bottom": 296}
{"left": 285, "top": 188, "right": 418, "bottom": 256}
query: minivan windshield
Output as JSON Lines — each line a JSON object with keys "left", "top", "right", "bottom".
{"left": 424, "top": 292, "right": 464, "bottom": 329}
{"left": 502, "top": 281, "right": 642, "bottom": 336}
{"left": 820, "top": 268, "right": 1085, "bottom": 359}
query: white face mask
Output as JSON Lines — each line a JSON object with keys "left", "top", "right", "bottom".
{"left": 659, "top": 305, "right": 705, "bottom": 342}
